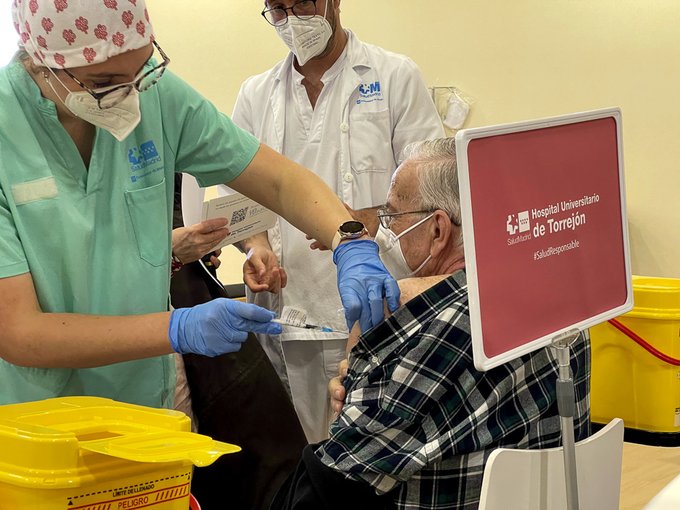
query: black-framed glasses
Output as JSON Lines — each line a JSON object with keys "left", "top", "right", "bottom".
{"left": 261, "top": 0, "right": 318, "bottom": 26}
{"left": 376, "top": 207, "right": 434, "bottom": 230}
{"left": 60, "top": 40, "right": 170, "bottom": 109}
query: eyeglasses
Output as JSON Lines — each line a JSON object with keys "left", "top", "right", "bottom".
{"left": 261, "top": 0, "right": 318, "bottom": 26}
{"left": 60, "top": 40, "right": 170, "bottom": 109}
{"left": 376, "top": 207, "right": 434, "bottom": 229}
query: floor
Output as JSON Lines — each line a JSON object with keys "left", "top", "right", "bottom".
{"left": 620, "top": 442, "right": 680, "bottom": 509}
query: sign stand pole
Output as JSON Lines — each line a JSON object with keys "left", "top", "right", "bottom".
{"left": 552, "top": 328, "right": 582, "bottom": 510}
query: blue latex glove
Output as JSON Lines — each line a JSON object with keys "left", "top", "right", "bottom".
{"left": 169, "top": 298, "right": 282, "bottom": 357}
{"left": 333, "top": 239, "right": 400, "bottom": 332}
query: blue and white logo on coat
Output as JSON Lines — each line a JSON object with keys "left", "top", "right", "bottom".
{"left": 128, "top": 140, "right": 163, "bottom": 182}
{"left": 356, "top": 81, "right": 383, "bottom": 104}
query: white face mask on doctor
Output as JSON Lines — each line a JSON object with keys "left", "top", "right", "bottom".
{"left": 274, "top": 1, "right": 333, "bottom": 66}
{"left": 44, "top": 68, "right": 141, "bottom": 142}
{"left": 374, "top": 213, "right": 434, "bottom": 280}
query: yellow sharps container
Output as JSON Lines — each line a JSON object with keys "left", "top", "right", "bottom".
{"left": 0, "top": 396, "right": 240, "bottom": 509}
{"left": 590, "top": 276, "right": 680, "bottom": 445}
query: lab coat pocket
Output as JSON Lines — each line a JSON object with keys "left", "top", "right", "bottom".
{"left": 348, "top": 109, "right": 395, "bottom": 174}
{"left": 124, "top": 179, "right": 169, "bottom": 267}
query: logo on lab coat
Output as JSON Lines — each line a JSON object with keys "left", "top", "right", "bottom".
{"left": 357, "top": 81, "right": 383, "bottom": 104}
{"left": 128, "top": 140, "right": 162, "bottom": 177}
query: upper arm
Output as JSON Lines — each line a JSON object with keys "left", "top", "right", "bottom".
{"left": 0, "top": 176, "right": 42, "bottom": 357}
{"left": 0, "top": 272, "right": 40, "bottom": 317}
{"left": 0, "top": 272, "right": 42, "bottom": 362}
{"left": 346, "top": 277, "right": 448, "bottom": 354}
{"left": 380, "top": 317, "right": 468, "bottom": 423}
{"left": 390, "top": 59, "right": 445, "bottom": 162}
{"left": 325, "top": 326, "right": 467, "bottom": 487}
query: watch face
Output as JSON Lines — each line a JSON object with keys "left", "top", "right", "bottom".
{"left": 340, "top": 220, "right": 366, "bottom": 235}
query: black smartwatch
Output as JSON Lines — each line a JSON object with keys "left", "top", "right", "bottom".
{"left": 331, "top": 220, "right": 368, "bottom": 251}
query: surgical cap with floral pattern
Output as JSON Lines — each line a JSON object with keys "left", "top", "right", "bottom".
{"left": 12, "top": 0, "right": 154, "bottom": 68}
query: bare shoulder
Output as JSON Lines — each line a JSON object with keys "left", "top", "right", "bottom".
{"left": 397, "top": 275, "right": 450, "bottom": 305}
{"left": 347, "top": 274, "right": 452, "bottom": 354}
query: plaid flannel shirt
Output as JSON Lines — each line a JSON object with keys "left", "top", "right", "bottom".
{"left": 317, "top": 270, "right": 590, "bottom": 509}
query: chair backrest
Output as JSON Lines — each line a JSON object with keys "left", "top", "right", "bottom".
{"left": 477, "top": 418, "right": 624, "bottom": 510}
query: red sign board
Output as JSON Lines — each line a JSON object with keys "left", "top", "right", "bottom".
{"left": 456, "top": 109, "right": 632, "bottom": 370}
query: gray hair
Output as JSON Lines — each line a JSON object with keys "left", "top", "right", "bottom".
{"left": 402, "top": 138, "right": 463, "bottom": 245}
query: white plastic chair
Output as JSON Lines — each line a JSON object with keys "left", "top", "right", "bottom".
{"left": 477, "top": 418, "right": 624, "bottom": 510}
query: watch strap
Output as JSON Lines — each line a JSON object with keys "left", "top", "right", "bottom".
{"left": 331, "top": 231, "right": 343, "bottom": 251}
{"left": 331, "top": 223, "right": 369, "bottom": 251}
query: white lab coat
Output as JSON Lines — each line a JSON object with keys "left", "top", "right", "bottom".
{"left": 229, "top": 30, "right": 444, "bottom": 442}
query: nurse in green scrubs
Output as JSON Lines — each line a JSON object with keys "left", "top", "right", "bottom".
{"left": 0, "top": 0, "right": 399, "bottom": 407}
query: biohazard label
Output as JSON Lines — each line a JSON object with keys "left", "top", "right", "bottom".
{"left": 66, "top": 470, "right": 191, "bottom": 509}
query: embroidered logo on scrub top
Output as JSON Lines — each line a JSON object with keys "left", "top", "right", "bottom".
{"left": 127, "top": 140, "right": 162, "bottom": 182}
{"left": 356, "top": 81, "right": 383, "bottom": 104}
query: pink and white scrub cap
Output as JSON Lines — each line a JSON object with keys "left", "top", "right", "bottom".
{"left": 11, "top": 0, "right": 154, "bottom": 68}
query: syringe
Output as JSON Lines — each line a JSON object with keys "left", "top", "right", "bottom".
{"left": 271, "top": 318, "right": 340, "bottom": 333}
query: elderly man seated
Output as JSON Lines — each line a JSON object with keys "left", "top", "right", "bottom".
{"left": 271, "top": 138, "right": 590, "bottom": 510}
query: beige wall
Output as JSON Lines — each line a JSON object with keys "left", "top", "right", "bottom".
{"left": 147, "top": 0, "right": 680, "bottom": 282}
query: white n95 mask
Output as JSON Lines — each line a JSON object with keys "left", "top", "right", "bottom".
{"left": 374, "top": 214, "right": 433, "bottom": 280}
{"left": 64, "top": 89, "right": 141, "bottom": 142}
{"left": 45, "top": 71, "right": 142, "bottom": 142}
{"left": 275, "top": 9, "right": 333, "bottom": 66}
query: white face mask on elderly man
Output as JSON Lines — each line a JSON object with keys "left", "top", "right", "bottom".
{"left": 44, "top": 70, "right": 142, "bottom": 142}
{"left": 275, "top": 3, "right": 333, "bottom": 66}
{"left": 374, "top": 214, "right": 434, "bottom": 280}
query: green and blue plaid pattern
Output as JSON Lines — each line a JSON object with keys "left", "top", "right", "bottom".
{"left": 318, "top": 270, "right": 590, "bottom": 509}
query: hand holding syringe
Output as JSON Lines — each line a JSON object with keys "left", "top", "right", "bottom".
{"left": 271, "top": 306, "right": 343, "bottom": 333}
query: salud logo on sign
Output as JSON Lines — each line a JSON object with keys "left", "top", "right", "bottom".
{"left": 506, "top": 211, "right": 531, "bottom": 235}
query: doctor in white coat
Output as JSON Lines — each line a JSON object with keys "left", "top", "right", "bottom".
{"left": 227, "top": 0, "right": 444, "bottom": 442}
